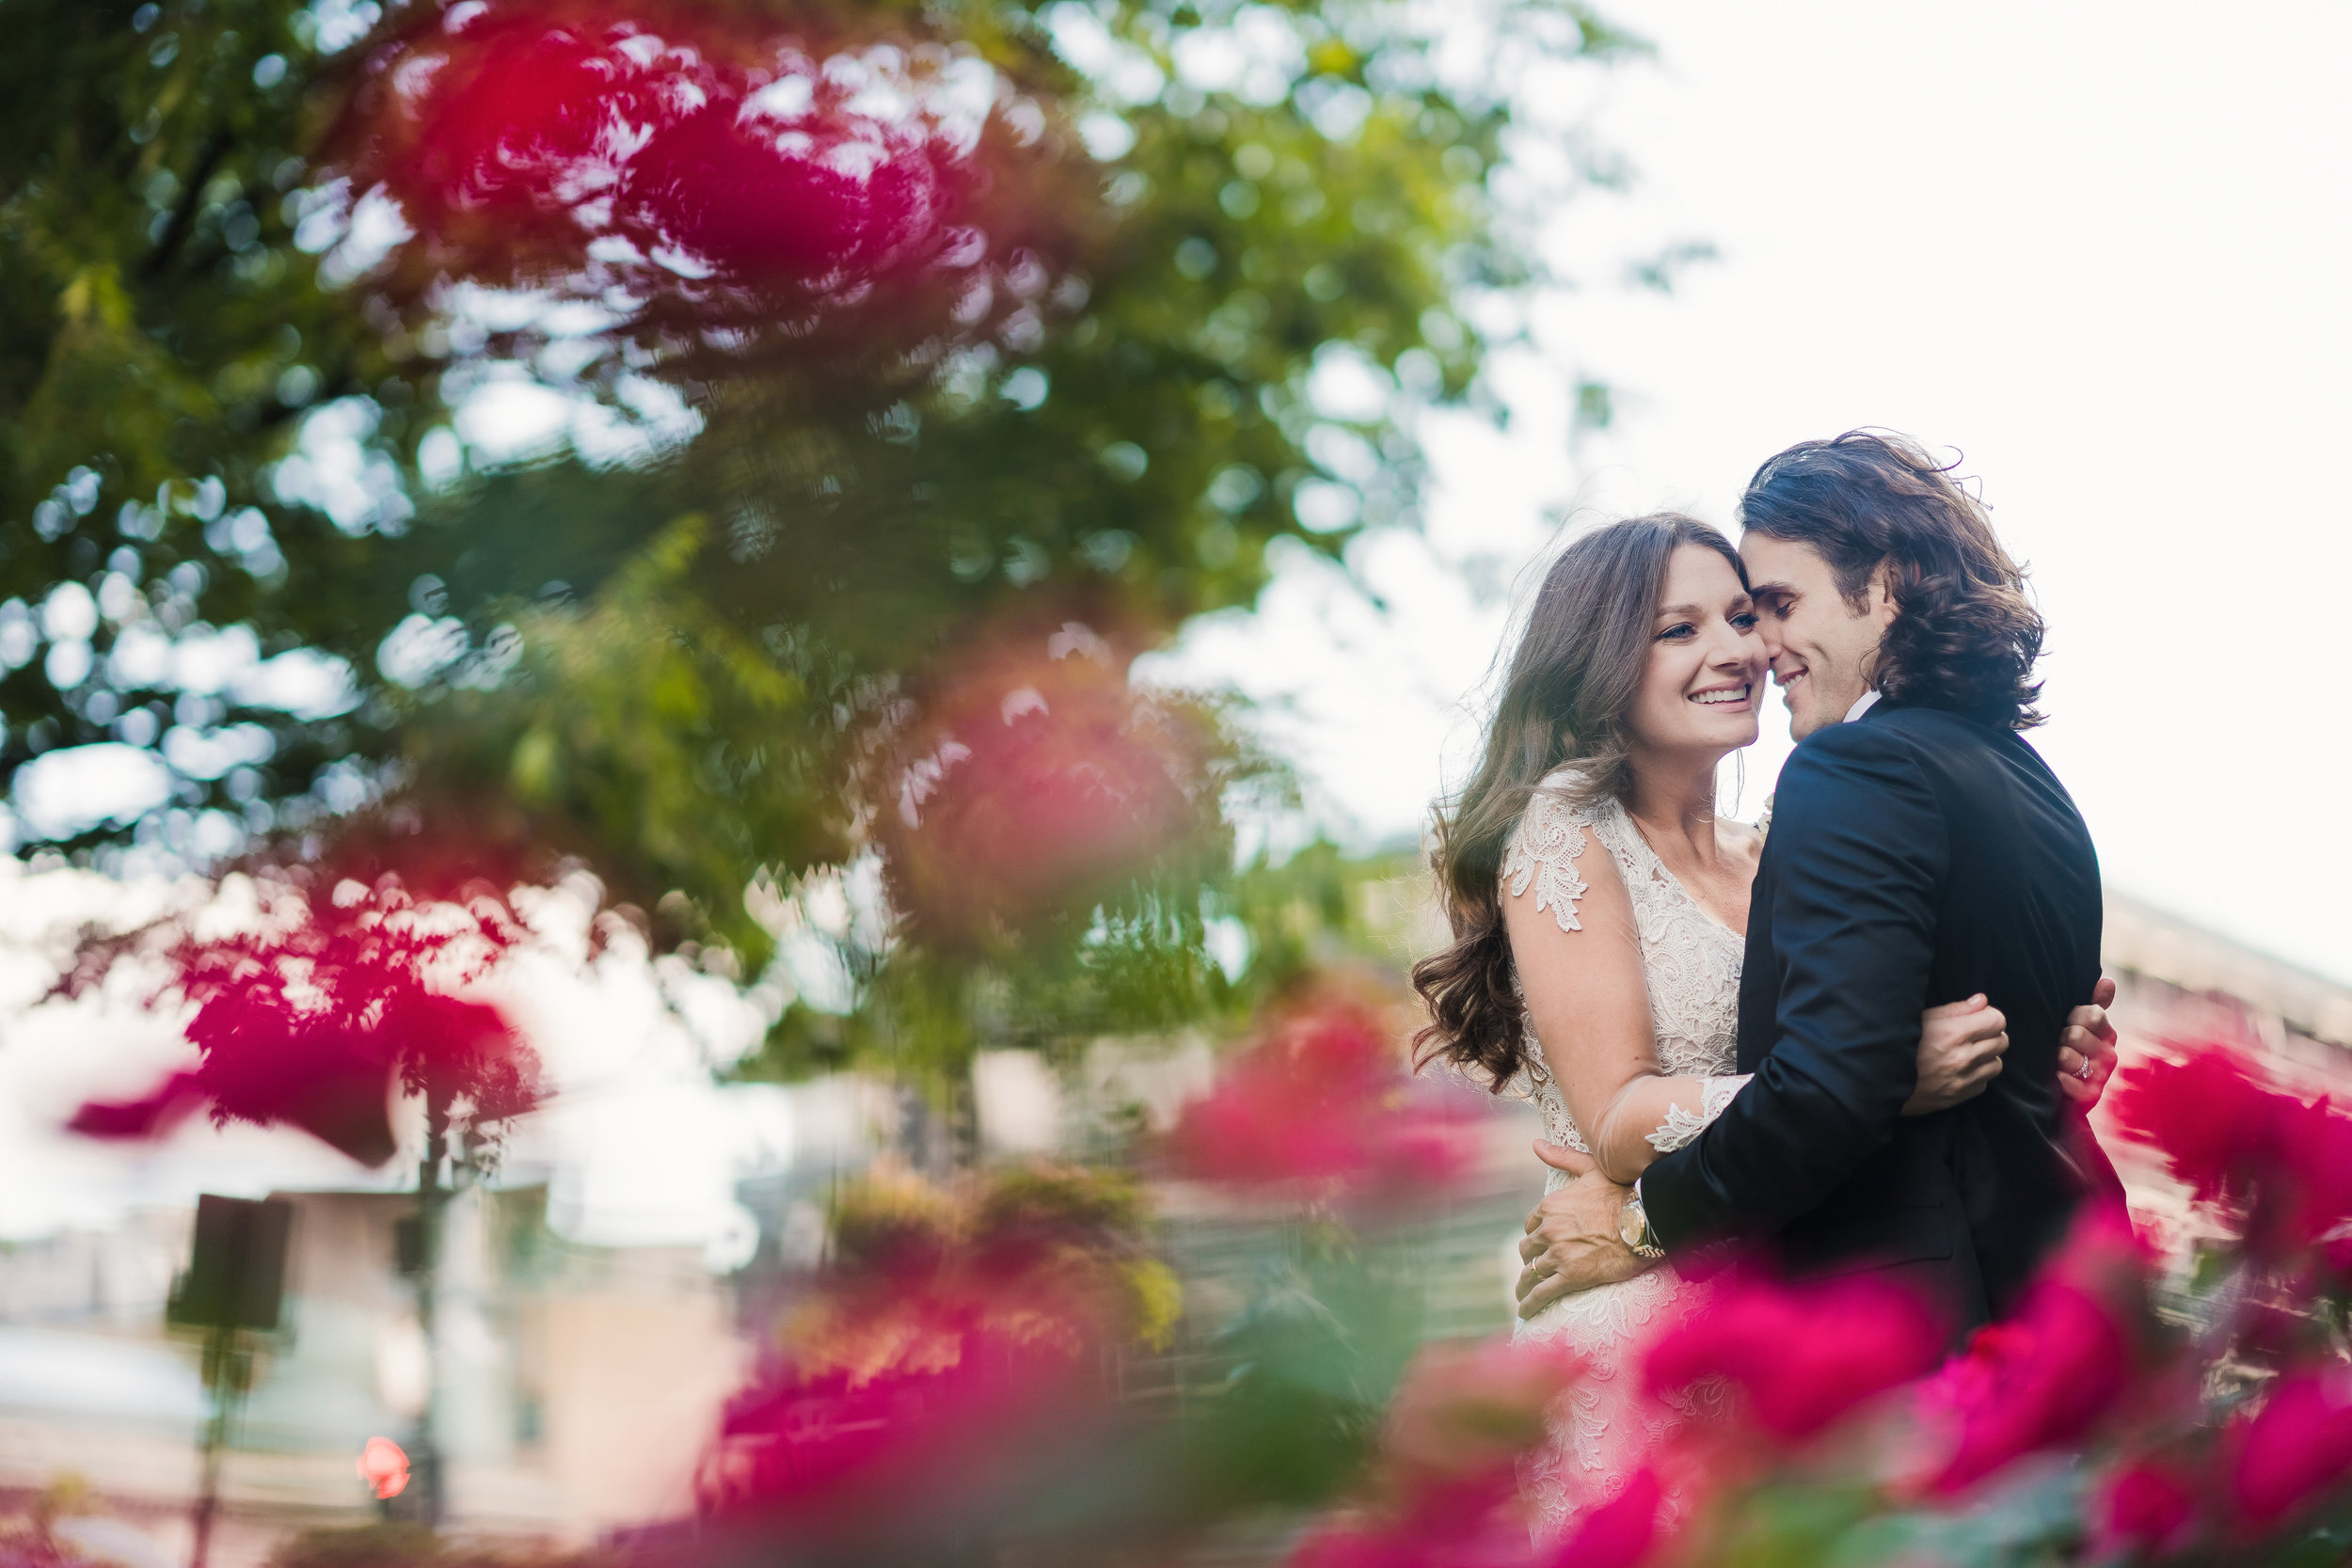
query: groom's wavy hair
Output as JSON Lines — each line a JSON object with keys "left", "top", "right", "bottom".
{"left": 1413, "top": 514, "right": 1744, "bottom": 1086}
{"left": 1740, "top": 430, "right": 2046, "bottom": 730}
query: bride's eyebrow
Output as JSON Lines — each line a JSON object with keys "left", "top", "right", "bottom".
{"left": 1655, "top": 603, "right": 1702, "bottom": 619}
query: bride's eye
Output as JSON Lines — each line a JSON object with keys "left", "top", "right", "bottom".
{"left": 1731, "top": 611, "right": 1760, "bottom": 632}
{"left": 1657, "top": 623, "right": 1696, "bottom": 641}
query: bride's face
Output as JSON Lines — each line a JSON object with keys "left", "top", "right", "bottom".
{"left": 1625, "top": 545, "right": 1766, "bottom": 760}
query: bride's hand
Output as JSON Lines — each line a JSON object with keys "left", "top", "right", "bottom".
{"left": 2056, "top": 975, "right": 2120, "bottom": 1108}
{"left": 1903, "top": 994, "right": 2008, "bottom": 1115}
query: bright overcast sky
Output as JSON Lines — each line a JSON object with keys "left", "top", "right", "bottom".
{"left": 1160, "top": 0, "right": 2352, "bottom": 985}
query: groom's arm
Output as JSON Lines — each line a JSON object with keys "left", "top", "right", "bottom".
{"left": 1639, "top": 722, "right": 1949, "bottom": 1249}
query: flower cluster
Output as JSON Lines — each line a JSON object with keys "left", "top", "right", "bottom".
{"left": 330, "top": 0, "right": 1080, "bottom": 360}
{"left": 1278, "top": 1037, "right": 2352, "bottom": 1567}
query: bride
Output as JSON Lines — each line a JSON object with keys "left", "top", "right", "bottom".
{"left": 1409, "top": 514, "right": 2112, "bottom": 1536}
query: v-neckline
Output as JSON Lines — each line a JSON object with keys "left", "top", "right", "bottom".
{"left": 1618, "top": 809, "right": 1749, "bottom": 942}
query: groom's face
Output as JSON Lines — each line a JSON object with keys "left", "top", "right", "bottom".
{"left": 1739, "top": 532, "right": 1898, "bottom": 739}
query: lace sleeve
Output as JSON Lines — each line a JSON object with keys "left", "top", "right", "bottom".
{"left": 1501, "top": 786, "right": 1592, "bottom": 934}
{"left": 1644, "top": 1074, "right": 1752, "bottom": 1154}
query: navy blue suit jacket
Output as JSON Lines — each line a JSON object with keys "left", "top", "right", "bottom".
{"left": 1639, "top": 701, "right": 2103, "bottom": 1327}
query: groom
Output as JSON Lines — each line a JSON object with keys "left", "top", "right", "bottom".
{"left": 1514, "top": 431, "right": 2106, "bottom": 1333}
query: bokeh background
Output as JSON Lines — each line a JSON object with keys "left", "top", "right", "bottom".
{"left": 4, "top": 1, "right": 2350, "bottom": 1564}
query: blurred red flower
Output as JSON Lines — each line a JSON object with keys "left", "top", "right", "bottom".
{"left": 877, "top": 623, "right": 1226, "bottom": 946}
{"left": 339, "top": 0, "right": 1009, "bottom": 308}
{"left": 68, "top": 881, "right": 538, "bottom": 1166}
{"left": 2108, "top": 1040, "right": 2352, "bottom": 1256}
{"left": 1169, "top": 1004, "right": 1487, "bottom": 1208}
{"left": 1643, "top": 1271, "right": 1943, "bottom": 1441}
{"left": 699, "top": 1165, "right": 1162, "bottom": 1530}
{"left": 2107, "top": 1045, "right": 2290, "bottom": 1206}
{"left": 1543, "top": 1467, "right": 1661, "bottom": 1568}
{"left": 2227, "top": 1368, "right": 2352, "bottom": 1529}
{"left": 1925, "top": 1203, "right": 2147, "bottom": 1493}
{"left": 1926, "top": 1280, "right": 2129, "bottom": 1492}
{"left": 2095, "top": 1459, "right": 2197, "bottom": 1557}
{"left": 702, "top": 1322, "right": 1096, "bottom": 1521}
{"left": 357, "top": 1435, "right": 411, "bottom": 1501}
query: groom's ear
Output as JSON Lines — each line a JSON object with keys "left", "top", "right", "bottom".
{"left": 1867, "top": 562, "right": 1901, "bottom": 628}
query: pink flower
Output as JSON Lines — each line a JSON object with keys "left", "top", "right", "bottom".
{"left": 345, "top": 3, "right": 975, "bottom": 285}
{"left": 2095, "top": 1460, "right": 2197, "bottom": 1557}
{"left": 1169, "top": 1005, "right": 1487, "bottom": 1209}
{"left": 357, "top": 1436, "right": 412, "bottom": 1502}
{"left": 2228, "top": 1368, "right": 2352, "bottom": 1528}
{"left": 1544, "top": 1467, "right": 1661, "bottom": 1568}
{"left": 1644, "top": 1271, "right": 1943, "bottom": 1440}
{"left": 2276, "top": 1094, "right": 2352, "bottom": 1249}
{"left": 876, "top": 624, "right": 1225, "bottom": 947}
{"left": 68, "top": 881, "right": 538, "bottom": 1166}
{"left": 2106, "top": 1044, "right": 2287, "bottom": 1207}
{"left": 1927, "top": 1280, "right": 2130, "bottom": 1492}
{"left": 2107, "top": 1040, "right": 2352, "bottom": 1258}
{"left": 701, "top": 1326, "right": 1096, "bottom": 1521}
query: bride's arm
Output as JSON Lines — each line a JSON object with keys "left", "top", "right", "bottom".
{"left": 1502, "top": 823, "right": 1739, "bottom": 1187}
{"left": 1504, "top": 827, "right": 2018, "bottom": 1186}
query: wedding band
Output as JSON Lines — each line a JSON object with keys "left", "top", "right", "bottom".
{"left": 2076, "top": 1060, "right": 2093, "bottom": 1080}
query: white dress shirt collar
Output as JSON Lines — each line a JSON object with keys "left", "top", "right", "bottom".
{"left": 1844, "top": 689, "right": 1883, "bottom": 723}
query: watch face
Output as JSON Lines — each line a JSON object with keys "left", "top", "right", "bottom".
{"left": 1618, "top": 1202, "right": 1644, "bottom": 1249}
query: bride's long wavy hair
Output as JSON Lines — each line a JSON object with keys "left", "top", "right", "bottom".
{"left": 1412, "top": 514, "right": 1746, "bottom": 1085}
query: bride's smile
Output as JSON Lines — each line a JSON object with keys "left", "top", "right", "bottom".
{"left": 1626, "top": 544, "right": 1768, "bottom": 766}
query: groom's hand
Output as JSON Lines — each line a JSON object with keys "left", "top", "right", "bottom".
{"left": 1515, "top": 1139, "right": 1645, "bottom": 1321}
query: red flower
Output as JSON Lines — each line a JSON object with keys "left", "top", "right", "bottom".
{"left": 621, "top": 94, "right": 957, "bottom": 285}
{"left": 338, "top": 0, "right": 1014, "bottom": 309}
{"left": 2108, "top": 1041, "right": 2352, "bottom": 1257}
{"left": 1169, "top": 1005, "right": 1486, "bottom": 1209}
{"left": 371, "top": 8, "right": 662, "bottom": 251}
{"left": 2107, "top": 1044, "right": 2287, "bottom": 1207}
{"left": 1543, "top": 1467, "right": 1661, "bottom": 1568}
{"left": 702, "top": 1324, "right": 1097, "bottom": 1520}
{"left": 2228, "top": 1368, "right": 2352, "bottom": 1528}
{"left": 876, "top": 623, "right": 1226, "bottom": 947}
{"left": 1927, "top": 1280, "right": 2130, "bottom": 1492}
{"left": 2276, "top": 1094, "right": 2352, "bottom": 1249}
{"left": 1644, "top": 1271, "right": 1944, "bottom": 1440}
{"left": 698, "top": 1168, "right": 1160, "bottom": 1528}
{"left": 69, "top": 882, "right": 539, "bottom": 1166}
{"left": 2095, "top": 1460, "right": 2197, "bottom": 1557}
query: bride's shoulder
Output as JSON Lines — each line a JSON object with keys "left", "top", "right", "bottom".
{"left": 1501, "top": 767, "right": 1628, "bottom": 934}
{"left": 1523, "top": 763, "right": 1618, "bottom": 818}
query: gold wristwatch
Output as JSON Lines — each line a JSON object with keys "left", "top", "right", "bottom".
{"left": 1618, "top": 1191, "right": 1664, "bottom": 1260}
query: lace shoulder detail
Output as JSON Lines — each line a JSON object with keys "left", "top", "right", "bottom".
{"left": 1501, "top": 772, "right": 1606, "bottom": 934}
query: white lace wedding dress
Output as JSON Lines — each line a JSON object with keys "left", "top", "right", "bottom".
{"left": 1502, "top": 768, "right": 1749, "bottom": 1540}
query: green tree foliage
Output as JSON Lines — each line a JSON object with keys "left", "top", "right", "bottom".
{"left": 3, "top": 0, "right": 1633, "bottom": 1076}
